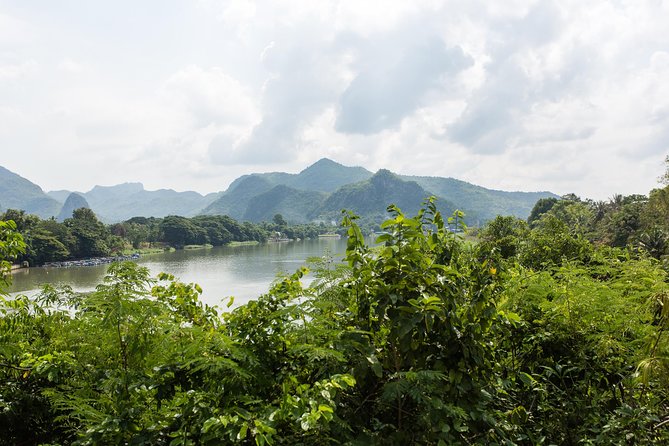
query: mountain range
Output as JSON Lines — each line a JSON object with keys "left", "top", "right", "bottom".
{"left": 0, "top": 158, "right": 557, "bottom": 224}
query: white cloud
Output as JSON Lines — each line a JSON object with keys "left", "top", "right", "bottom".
{"left": 0, "top": 59, "right": 37, "bottom": 80}
{"left": 1, "top": 0, "right": 668, "bottom": 199}
{"left": 335, "top": 38, "right": 473, "bottom": 135}
{"left": 162, "top": 65, "right": 259, "bottom": 128}
{"left": 0, "top": 12, "right": 34, "bottom": 45}
{"left": 57, "top": 58, "right": 87, "bottom": 74}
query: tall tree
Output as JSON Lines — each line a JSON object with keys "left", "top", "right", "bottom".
{"left": 64, "top": 208, "right": 110, "bottom": 258}
{"left": 527, "top": 197, "right": 558, "bottom": 226}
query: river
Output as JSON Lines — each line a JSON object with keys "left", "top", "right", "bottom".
{"left": 8, "top": 238, "right": 350, "bottom": 308}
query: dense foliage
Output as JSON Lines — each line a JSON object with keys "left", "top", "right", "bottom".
{"left": 3, "top": 191, "right": 669, "bottom": 444}
{"left": 522, "top": 189, "right": 669, "bottom": 257}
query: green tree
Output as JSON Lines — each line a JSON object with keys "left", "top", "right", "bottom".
{"left": 122, "top": 222, "right": 150, "bottom": 249}
{"left": 520, "top": 214, "right": 592, "bottom": 269}
{"left": 0, "top": 220, "right": 25, "bottom": 288}
{"left": 191, "top": 215, "right": 234, "bottom": 245}
{"left": 638, "top": 227, "right": 668, "bottom": 259}
{"left": 603, "top": 199, "right": 645, "bottom": 247}
{"left": 159, "top": 215, "right": 200, "bottom": 248}
{"left": 28, "top": 230, "right": 70, "bottom": 265}
{"left": 64, "top": 208, "right": 111, "bottom": 258}
{"left": 528, "top": 197, "right": 558, "bottom": 226}
{"left": 480, "top": 215, "right": 529, "bottom": 258}
{"left": 642, "top": 186, "right": 669, "bottom": 231}
{"left": 272, "top": 213, "right": 287, "bottom": 227}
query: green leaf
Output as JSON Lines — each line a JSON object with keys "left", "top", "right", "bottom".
{"left": 318, "top": 404, "right": 333, "bottom": 413}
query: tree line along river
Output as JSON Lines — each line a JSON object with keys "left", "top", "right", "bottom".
{"left": 8, "top": 238, "right": 349, "bottom": 308}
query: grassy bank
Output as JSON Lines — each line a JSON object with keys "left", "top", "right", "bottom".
{"left": 183, "top": 244, "right": 213, "bottom": 250}
{"left": 227, "top": 240, "right": 260, "bottom": 247}
{"left": 120, "top": 247, "right": 174, "bottom": 256}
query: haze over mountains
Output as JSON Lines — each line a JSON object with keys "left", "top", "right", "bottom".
{"left": 1, "top": 158, "right": 557, "bottom": 224}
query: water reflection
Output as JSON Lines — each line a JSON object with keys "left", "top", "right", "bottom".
{"left": 9, "top": 238, "right": 348, "bottom": 308}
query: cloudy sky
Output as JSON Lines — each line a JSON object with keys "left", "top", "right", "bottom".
{"left": 1, "top": 0, "right": 668, "bottom": 200}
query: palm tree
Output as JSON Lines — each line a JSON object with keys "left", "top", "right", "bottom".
{"left": 638, "top": 227, "right": 668, "bottom": 259}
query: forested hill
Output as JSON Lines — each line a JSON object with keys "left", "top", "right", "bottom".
{"left": 313, "top": 169, "right": 456, "bottom": 221}
{"left": 225, "top": 157, "right": 373, "bottom": 194}
{"left": 203, "top": 159, "right": 557, "bottom": 223}
{"left": 403, "top": 175, "right": 555, "bottom": 223}
{"left": 1, "top": 159, "right": 557, "bottom": 224}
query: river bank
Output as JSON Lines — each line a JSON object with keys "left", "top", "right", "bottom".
{"left": 13, "top": 242, "right": 266, "bottom": 273}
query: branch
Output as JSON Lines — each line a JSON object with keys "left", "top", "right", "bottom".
{"left": 0, "top": 362, "right": 31, "bottom": 372}
{"left": 655, "top": 417, "right": 669, "bottom": 430}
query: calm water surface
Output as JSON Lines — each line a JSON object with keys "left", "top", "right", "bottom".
{"left": 9, "top": 238, "right": 349, "bottom": 308}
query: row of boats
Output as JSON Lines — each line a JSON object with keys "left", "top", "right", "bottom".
{"left": 43, "top": 253, "right": 140, "bottom": 268}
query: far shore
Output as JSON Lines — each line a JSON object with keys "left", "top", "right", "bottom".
{"left": 10, "top": 241, "right": 265, "bottom": 272}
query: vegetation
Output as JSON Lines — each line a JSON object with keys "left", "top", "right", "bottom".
{"left": 522, "top": 190, "right": 669, "bottom": 258}
{"left": 3, "top": 179, "right": 669, "bottom": 444}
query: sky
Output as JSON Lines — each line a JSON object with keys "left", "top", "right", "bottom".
{"left": 1, "top": 0, "right": 668, "bottom": 200}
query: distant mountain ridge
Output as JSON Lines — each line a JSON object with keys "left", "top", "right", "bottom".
{"left": 202, "top": 159, "right": 557, "bottom": 224}
{"left": 78, "top": 183, "right": 219, "bottom": 222}
{"left": 225, "top": 158, "right": 373, "bottom": 194}
{"left": 1, "top": 159, "right": 558, "bottom": 224}
{"left": 401, "top": 175, "right": 555, "bottom": 224}
{"left": 200, "top": 158, "right": 375, "bottom": 219}
{"left": 47, "top": 182, "right": 220, "bottom": 222}
{"left": 0, "top": 166, "right": 62, "bottom": 218}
